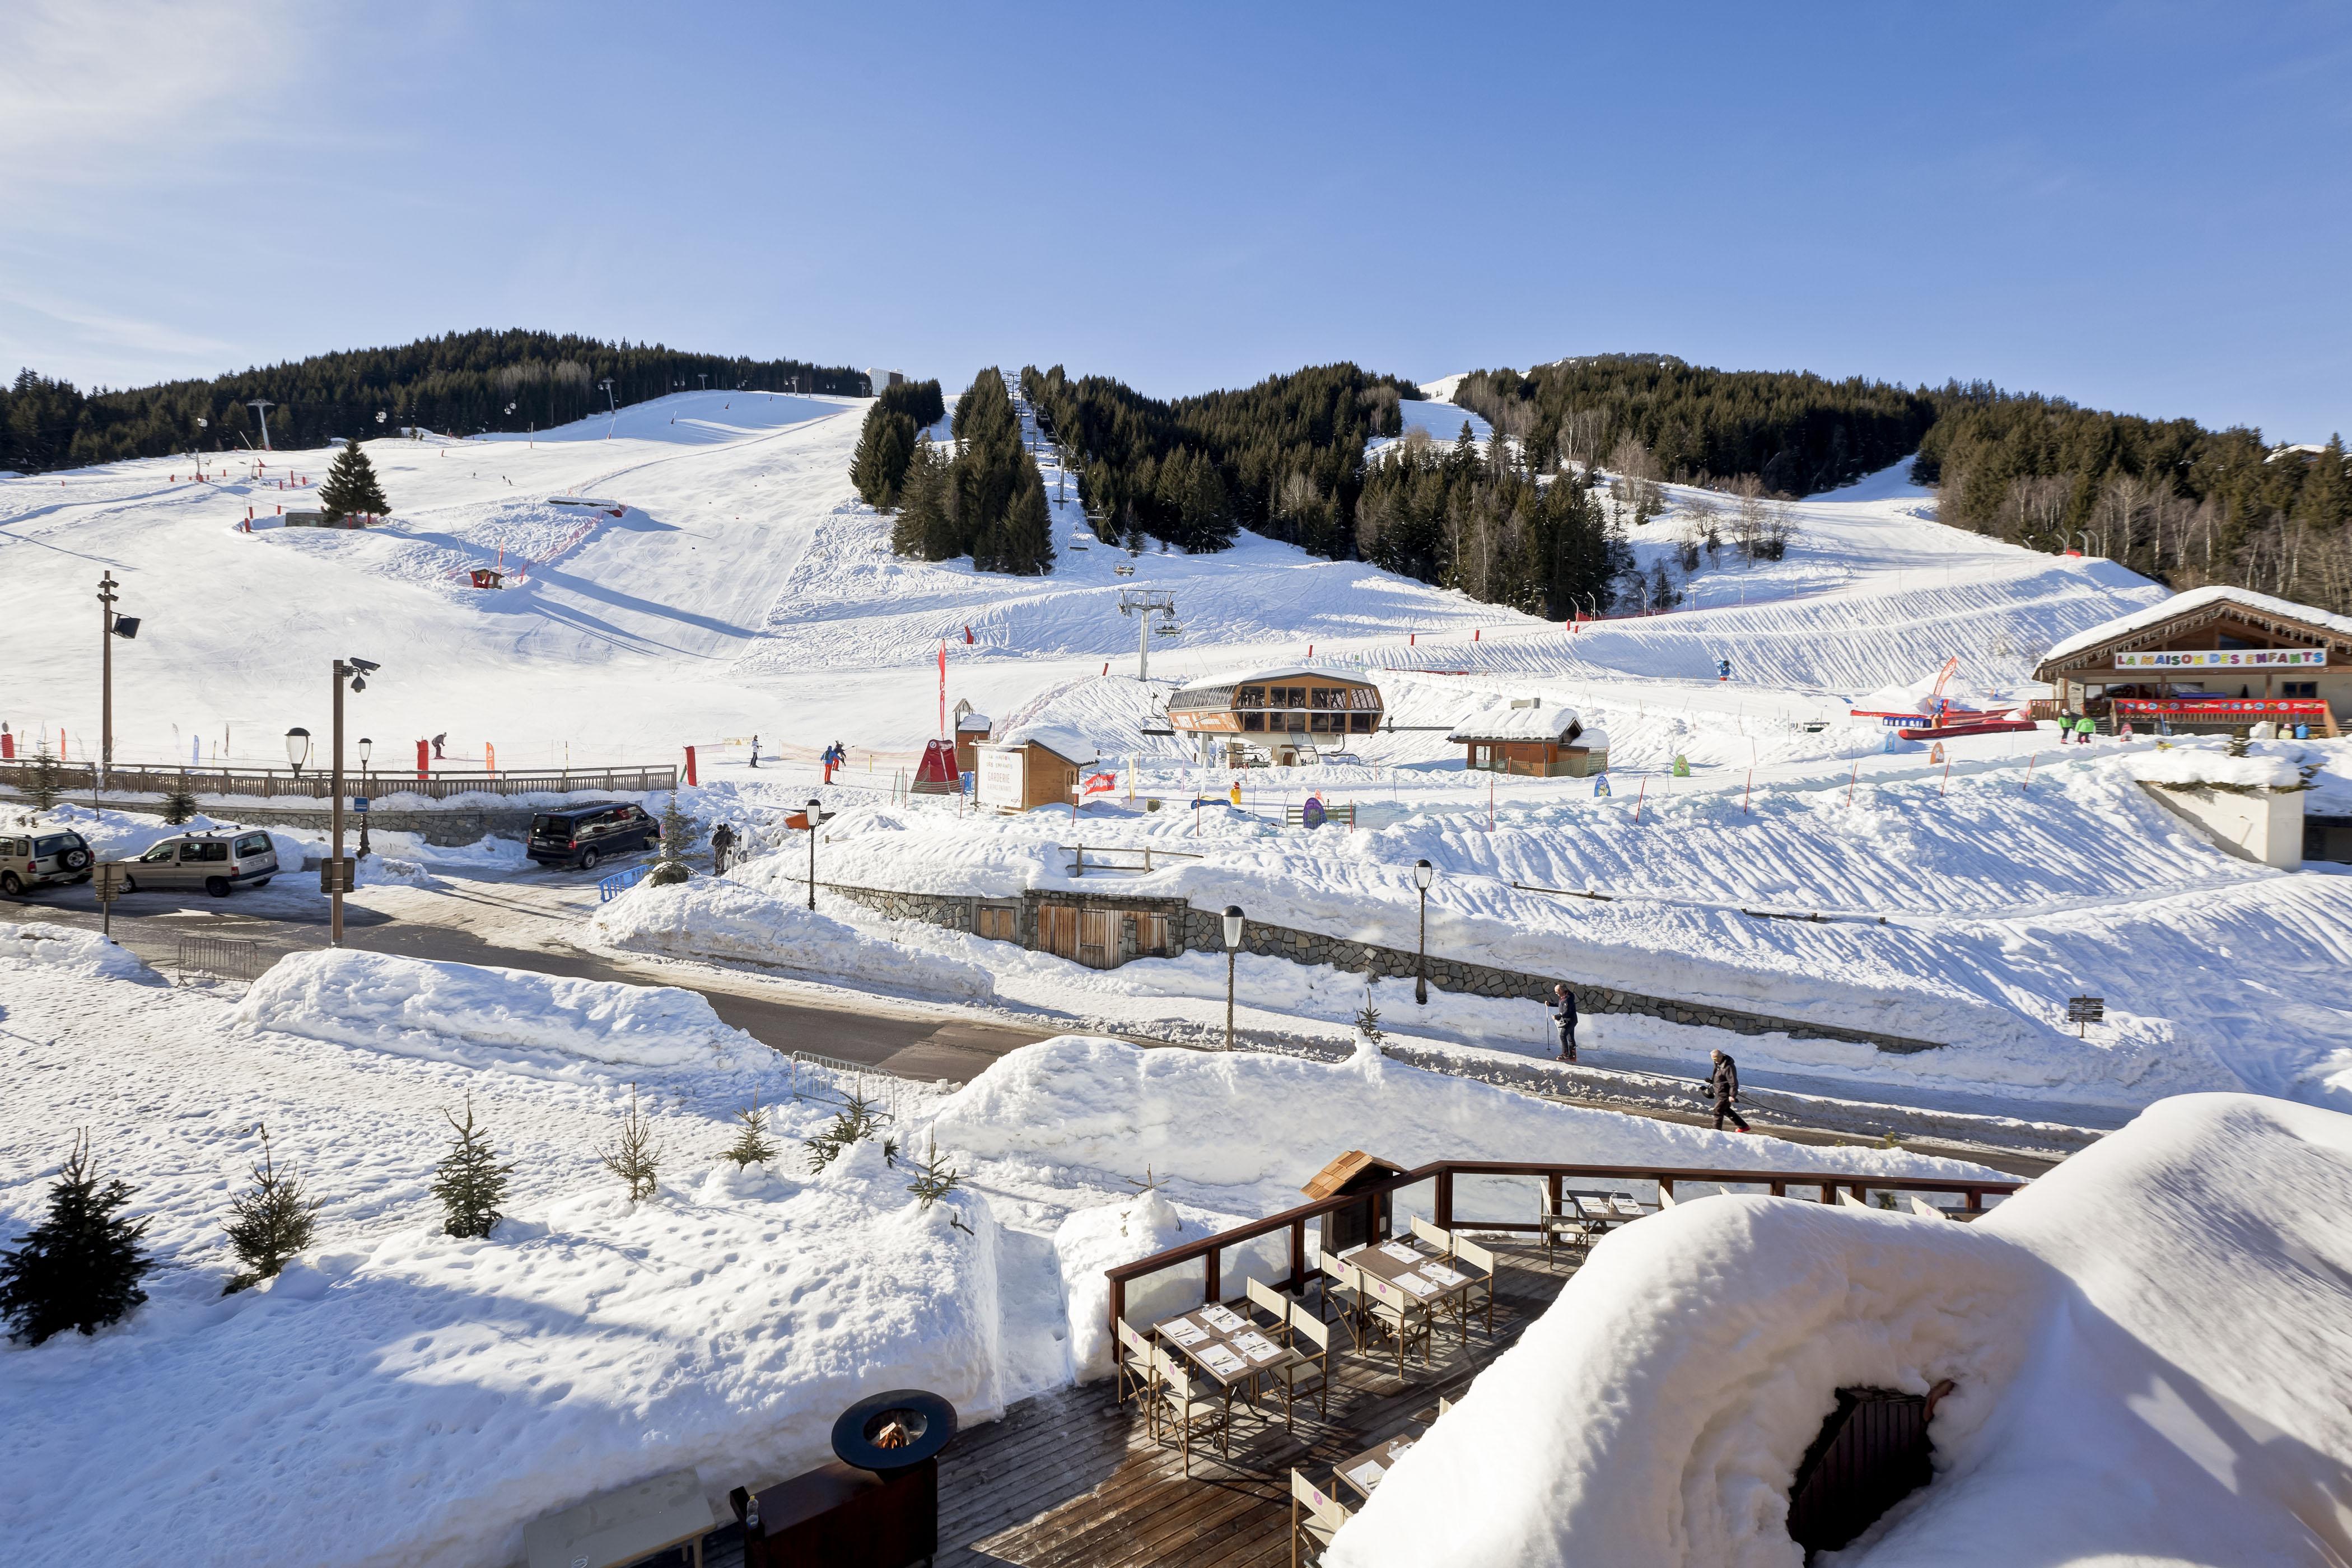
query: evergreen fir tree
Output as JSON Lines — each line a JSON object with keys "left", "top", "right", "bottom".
{"left": 721, "top": 1089, "right": 777, "bottom": 1168}
{"left": 596, "top": 1083, "right": 662, "bottom": 1201}
{"left": 0, "top": 1131, "right": 151, "bottom": 1345}
{"left": 904, "top": 1137, "right": 969, "bottom": 1230}
{"left": 222, "top": 1123, "right": 319, "bottom": 1294}
{"left": 648, "top": 794, "right": 693, "bottom": 886}
{"left": 804, "top": 1088, "right": 894, "bottom": 1172}
{"left": 430, "top": 1096, "right": 516, "bottom": 1239}
{"left": 27, "top": 742, "right": 59, "bottom": 810}
{"left": 161, "top": 771, "right": 197, "bottom": 825}
{"left": 317, "top": 437, "right": 390, "bottom": 521}
{"left": 1354, "top": 994, "right": 1384, "bottom": 1045}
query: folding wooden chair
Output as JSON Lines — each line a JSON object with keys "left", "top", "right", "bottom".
{"left": 1247, "top": 1277, "right": 1294, "bottom": 1332}
{"left": 1360, "top": 1273, "right": 1434, "bottom": 1375}
{"left": 1317, "top": 1248, "right": 1370, "bottom": 1351}
{"left": 1115, "top": 1317, "right": 1160, "bottom": 1427}
{"left": 1291, "top": 1468, "right": 1354, "bottom": 1567}
{"left": 1409, "top": 1215, "right": 1454, "bottom": 1253}
{"left": 1269, "top": 1308, "right": 1332, "bottom": 1427}
{"left": 1452, "top": 1234, "right": 1498, "bottom": 1337}
{"left": 1154, "top": 1347, "right": 1228, "bottom": 1476}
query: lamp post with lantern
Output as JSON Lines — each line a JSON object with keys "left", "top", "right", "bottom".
{"left": 355, "top": 736, "right": 373, "bottom": 861}
{"left": 324, "top": 658, "right": 379, "bottom": 947}
{"left": 1222, "top": 905, "right": 1246, "bottom": 1050}
{"left": 1413, "top": 859, "right": 1435, "bottom": 1005}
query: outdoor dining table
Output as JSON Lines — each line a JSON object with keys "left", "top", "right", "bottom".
{"left": 1333, "top": 1434, "right": 1419, "bottom": 1504}
{"left": 1343, "top": 1238, "right": 1484, "bottom": 1345}
{"left": 1153, "top": 1301, "right": 1299, "bottom": 1434}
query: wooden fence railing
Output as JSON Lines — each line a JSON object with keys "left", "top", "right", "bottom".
{"left": 0, "top": 760, "right": 676, "bottom": 801}
{"left": 1103, "top": 1159, "right": 2026, "bottom": 1340}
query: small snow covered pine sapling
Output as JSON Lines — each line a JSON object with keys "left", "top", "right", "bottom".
{"left": 161, "top": 772, "right": 197, "bottom": 826}
{"left": 222, "top": 1122, "right": 320, "bottom": 1294}
{"left": 431, "top": 1096, "right": 516, "bottom": 1239}
{"left": 722, "top": 1089, "right": 778, "bottom": 1169}
{"left": 648, "top": 795, "right": 694, "bottom": 886}
{"left": 906, "top": 1138, "right": 972, "bottom": 1234}
{"left": 804, "top": 1088, "right": 894, "bottom": 1172}
{"left": 0, "top": 1130, "right": 151, "bottom": 1345}
{"left": 596, "top": 1082, "right": 663, "bottom": 1202}
{"left": 1354, "top": 995, "right": 1384, "bottom": 1046}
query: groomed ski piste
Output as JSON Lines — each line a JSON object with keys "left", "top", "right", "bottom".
{"left": 7, "top": 377, "right": 2352, "bottom": 1564}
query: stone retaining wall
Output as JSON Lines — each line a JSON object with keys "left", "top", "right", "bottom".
{"left": 814, "top": 878, "right": 1945, "bottom": 1056}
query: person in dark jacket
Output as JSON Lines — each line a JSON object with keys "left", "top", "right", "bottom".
{"left": 709, "top": 821, "right": 737, "bottom": 875}
{"left": 1707, "top": 1049, "right": 1749, "bottom": 1132}
{"left": 1552, "top": 983, "right": 1579, "bottom": 1063}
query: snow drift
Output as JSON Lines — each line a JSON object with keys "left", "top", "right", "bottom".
{"left": 0, "top": 921, "right": 161, "bottom": 984}
{"left": 589, "top": 867, "right": 996, "bottom": 1001}
{"left": 1329, "top": 1093, "right": 2352, "bottom": 1567}
{"left": 235, "top": 949, "right": 766, "bottom": 1073}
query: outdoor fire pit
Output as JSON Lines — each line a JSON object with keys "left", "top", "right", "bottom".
{"left": 733, "top": 1390, "right": 958, "bottom": 1567}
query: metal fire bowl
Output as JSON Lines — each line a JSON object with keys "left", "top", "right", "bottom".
{"left": 832, "top": 1389, "right": 959, "bottom": 1475}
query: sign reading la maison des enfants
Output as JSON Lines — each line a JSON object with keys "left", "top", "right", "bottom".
{"left": 2115, "top": 648, "right": 2327, "bottom": 670}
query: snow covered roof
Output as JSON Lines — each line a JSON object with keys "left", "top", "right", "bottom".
{"left": 2040, "top": 586, "right": 2352, "bottom": 667}
{"left": 955, "top": 712, "right": 992, "bottom": 732}
{"left": 1445, "top": 695, "right": 1586, "bottom": 744}
{"left": 993, "top": 722, "right": 1097, "bottom": 766}
{"left": 1173, "top": 664, "right": 1379, "bottom": 694}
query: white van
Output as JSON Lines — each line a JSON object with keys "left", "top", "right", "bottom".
{"left": 115, "top": 832, "right": 279, "bottom": 897}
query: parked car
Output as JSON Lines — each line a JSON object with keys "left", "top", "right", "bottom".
{"left": 0, "top": 829, "right": 95, "bottom": 894}
{"left": 115, "top": 830, "right": 278, "bottom": 897}
{"left": 528, "top": 802, "right": 659, "bottom": 870}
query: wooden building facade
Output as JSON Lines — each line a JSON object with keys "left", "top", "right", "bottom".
{"left": 2033, "top": 588, "right": 2350, "bottom": 735}
{"left": 1165, "top": 665, "right": 1384, "bottom": 765}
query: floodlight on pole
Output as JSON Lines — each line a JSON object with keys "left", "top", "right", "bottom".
{"left": 247, "top": 399, "right": 276, "bottom": 450}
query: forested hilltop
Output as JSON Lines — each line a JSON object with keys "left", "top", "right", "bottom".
{"left": 0, "top": 332, "right": 862, "bottom": 473}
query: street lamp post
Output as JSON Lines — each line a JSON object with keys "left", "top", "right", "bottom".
{"left": 285, "top": 727, "right": 311, "bottom": 778}
{"left": 1412, "top": 859, "right": 1435, "bottom": 1005}
{"left": 1222, "top": 905, "right": 1245, "bottom": 1051}
{"left": 356, "top": 736, "right": 373, "bottom": 861}
{"left": 326, "top": 659, "right": 379, "bottom": 947}
{"left": 95, "top": 573, "right": 138, "bottom": 811}
{"left": 805, "top": 797, "right": 823, "bottom": 911}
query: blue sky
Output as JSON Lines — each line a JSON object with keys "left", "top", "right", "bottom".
{"left": 4, "top": 1, "right": 2348, "bottom": 438}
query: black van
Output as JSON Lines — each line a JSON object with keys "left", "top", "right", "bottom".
{"left": 527, "top": 802, "right": 660, "bottom": 870}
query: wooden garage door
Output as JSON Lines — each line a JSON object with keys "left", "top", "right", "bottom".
{"left": 1077, "top": 908, "right": 1118, "bottom": 969}
{"left": 1038, "top": 903, "right": 1078, "bottom": 960}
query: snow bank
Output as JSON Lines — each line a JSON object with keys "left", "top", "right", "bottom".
{"left": 235, "top": 950, "right": 765, "bottom": 1073}
{"left": 0, "top": 1138, "right": 1005, "bottom": 1568}
{"left": 2119, "top": 746, "right": 2304, "bottom": 790}
{"left": 1052, "top": 1187, "right": 1281, "bottom": 1382}
{"left": 588, "top": 869, "right": 995, "bottom": 1001}
{"left": 932, "top": 1037, "right": 2002, "bottom": 1197}
{"left": 0, "top": 921, "right": 161, "bottom": 984}
{"left": 1331, "top": 1093, "right": 2352, "bottom": 1567}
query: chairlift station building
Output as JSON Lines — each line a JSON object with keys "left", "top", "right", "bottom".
{"left": 1165, "top": 665, "right": 1384, "bottom": 764}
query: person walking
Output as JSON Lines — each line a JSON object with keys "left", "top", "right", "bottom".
{"left": 709, "top": 821, "right": 737, "bottom": 875}
{"left": 748, "top": 734, "right": 760, "bottom": 769}
{"left": 1706, "top": 1049, "right": 1749, "bottom": 1133}
{"left": 2075, "top": 715, "right": 2096, "bottom": 746}
{"left": 1552, "top": 983, "right": 1579, "bottom": 1063}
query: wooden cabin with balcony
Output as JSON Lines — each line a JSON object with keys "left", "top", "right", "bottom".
{"left": 1165, "top": 665, "right": 1384, "bottom": 765}
{"left": 2033, "top": 587, "right": 2350, "bottom": 735}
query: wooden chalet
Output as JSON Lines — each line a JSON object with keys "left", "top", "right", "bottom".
{"left": 951, "top": 700, "right": 993, "bottom": 774}
{"left": 1446, "top": 696, "right": 1609, "bottom": 777}
{"left": 974, "top": 724, "right": 1098, "bottom": 814}
{"left": 2033, "top": 587, "right": 2351, "bottom": 735}
{"left": 1165, "top": 666, "right": 1384, "bottom": 766}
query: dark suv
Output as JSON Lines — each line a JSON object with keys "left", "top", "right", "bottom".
{"left": 527, "top": 802, "right": 659, "bottom": 870}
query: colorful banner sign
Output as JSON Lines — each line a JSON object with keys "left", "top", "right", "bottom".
{"left": 2114, "top": 647, "right": 2325, "bottom": 669}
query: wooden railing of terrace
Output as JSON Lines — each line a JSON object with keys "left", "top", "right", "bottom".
{"left": 0, "top": 760, "right": 675, "bottom": 801}
{"left": 1104, "top": 1159, "right": 2026, "bottom": 1340}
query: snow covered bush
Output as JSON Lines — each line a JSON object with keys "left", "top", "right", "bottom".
{"left": 221, "top": 1124, "right": 320, "bottom": 1294}
{"left": 0, "top": 1132, "right": 151, "bottom": 1345}
{"left": 431, "top": 1099, "right": 516, "bottom": 1239}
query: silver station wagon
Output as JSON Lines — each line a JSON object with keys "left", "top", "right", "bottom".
{"left": 0, "top": 829, "right": 96, "bottom": 894}
{"left": 116, "top": 831, "right": 279, "bottom": 897}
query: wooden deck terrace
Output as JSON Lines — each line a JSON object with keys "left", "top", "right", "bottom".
{"left": 697, "top": 1239, "right": 1579, "bottom": 1568}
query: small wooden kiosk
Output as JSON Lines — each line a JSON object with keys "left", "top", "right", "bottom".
{"left": 973, "top": 724, "right": 1098, "bottom": 814}
{"left": 1448, "top": 696, "right": 1609, "bottom": 777}
{"left": 951, "top": 700, "right": 993, "bottom": 774}
{"left": 1303, "top": 1150, "right": 1408, "bottom": 1254}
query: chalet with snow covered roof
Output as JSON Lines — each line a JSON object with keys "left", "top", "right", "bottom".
{"left": 1165, "top": 665, "right": 1383, "bottom": 765}
{"left": 2033, "top": 587, "right": 2351, "bottom": 735}
{"left": 1447, "top": 696, "right": 1610, "bottom": 777}
{"left": 951, "top": 699, "right": 992, "bottom": 774}
{"left": 973, "top": 723, "right": 1098, "bottom": 813}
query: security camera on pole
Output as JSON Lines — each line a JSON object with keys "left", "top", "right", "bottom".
{"left": 323, "top": 657, "right": 381, "bottom": 946}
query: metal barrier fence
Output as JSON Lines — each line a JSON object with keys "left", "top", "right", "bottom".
{"left": 0, "top": 760, "right": 677, "bottom": 802}
{"left": 786, "top": 1050, "right": 931, "bottom": 1122}
{"left": 174, "top": 935, "right": 270, "bottom": 984}
{"left": 598, "top": 863, "right": 652, "bottom": 902}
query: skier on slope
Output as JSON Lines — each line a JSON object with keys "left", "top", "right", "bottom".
{"left": 748, "top": 734, "right": 759, "bottom": 769}
{"left": 1552, "top": 983, "right": 1579, "bottom": 1064}
{"left": 432, "top": 732, "right": 446, "bottom": 760}
{"left": 1706, "top": 1049, "right": 1749, "bottom": 1133}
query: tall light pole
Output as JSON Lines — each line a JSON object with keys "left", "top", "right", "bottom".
{"left": 1222, "top": 905, "right": 1245, "bottom": 1051}
{"left": 1413, "top": 860, "right": 1435, "bottom": 1005}
{"left": 95, "top": 573, "right": 137, "bottom": 805}
{"left": 328, "top": 659, "right": 379, "bottom": 947}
